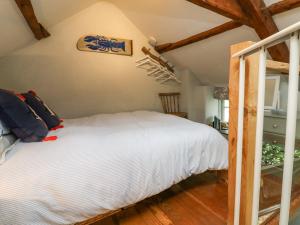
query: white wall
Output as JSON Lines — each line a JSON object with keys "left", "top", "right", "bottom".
{"left": 195, "top": 86, "right": 219, "bottom": 123}
{"left": 180, "top": 69, "right": 218, "bottom": 123}
{"left": 0, "top": 1, "right": 180, "bottom": 118}
{"left": 181, "top": 69, "right": 201, "bottom": 121}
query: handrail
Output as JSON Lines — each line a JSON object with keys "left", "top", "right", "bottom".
{"left": 232, "top": 21, "right": 300, "bottom": 58}
{"left": 232, "top": 21, "right": 300, "bottom": 225}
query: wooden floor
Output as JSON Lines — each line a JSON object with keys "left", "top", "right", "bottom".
{"left": 86, "top": 170, "right": 300, "bottom": 225}
{"left": 92, "top": 172, "right": 228, "bottom": 225}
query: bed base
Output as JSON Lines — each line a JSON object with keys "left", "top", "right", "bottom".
{"left": 75, "top": 206, "right": 130, "bottom": 225}
{"left": 75, "top": 169, "right": 227, "bottom": 225}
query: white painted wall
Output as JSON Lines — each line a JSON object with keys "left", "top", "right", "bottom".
{"left": 180, "top": 69, "right": 218, "bottom": 123}
{"left": 0, "top": 2, "right": 180, "bottom": 118}
{"left": 195, "top": 86, "right": 219, "bottom": 123}
{"left": 180, "top": 69, "right": 201, "bottom": 121}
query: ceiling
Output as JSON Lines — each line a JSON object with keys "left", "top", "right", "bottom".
{"left": 108, "top": 0, "right": 300, "bottom": 84}
{"left": 0, "top": 0, "right": 97, "bottom": 57}
{"left": 1, "top": 0, "right": 300, "bottom": 84}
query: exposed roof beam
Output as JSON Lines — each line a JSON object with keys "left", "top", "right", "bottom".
{"left": 238, "top": 0, "right": 290, "bottom": 62}
{"left": 155, "top": 21, "right": 242, "bottom": 53}
{"left": 187, "top": 0, "right": 250, "bottom": 25}
{"left": 157, "top": 0, "right": 300, "bottom": 56}
{"left": 267, "top": 0, "right": 300, "bottom": 15}
{"left": 15, "top": 0, "right": 50, "bottom": 40}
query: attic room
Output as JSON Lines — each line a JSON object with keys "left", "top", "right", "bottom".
{"left": 0, "top": 0, "right": 300, "bottom": 224}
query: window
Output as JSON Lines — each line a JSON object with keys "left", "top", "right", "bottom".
{"left": 219, "top": 100, "right": 229, "bottom": 122}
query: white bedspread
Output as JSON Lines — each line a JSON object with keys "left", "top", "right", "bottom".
{"left": 0, "top": 111, "right": 228, "bottom": 225}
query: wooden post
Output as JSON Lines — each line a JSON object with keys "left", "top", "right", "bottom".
{"left": 228, "top": 41, "right": 260, "bottom": 225}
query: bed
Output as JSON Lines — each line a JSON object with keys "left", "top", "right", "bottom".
{"left": 0, "top": 111, "right": 228, "bottom": 225}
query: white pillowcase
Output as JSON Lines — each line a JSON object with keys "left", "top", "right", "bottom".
{"left": 0, "top": 120, "right": 10, "bottom": 135}
{"left": 0, "top": 135, "right": 19, "bottom": 165}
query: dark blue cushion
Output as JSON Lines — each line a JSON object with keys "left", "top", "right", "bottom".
{"left": 22, "top": 91, "right": 60, "bottom": 129}
{"left": 0, "top": 89, "right": 48, "bottom": 142}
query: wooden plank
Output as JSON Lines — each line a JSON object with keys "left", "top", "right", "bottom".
{"left": 267, "top": 0, "right": 300, "bottom": 16}
{"left": 228, "top": 41, "right": 251, "bottom": 225}
{"left": 228, "top": 41, "right": 258, "bottom": 225}
{"left": 240, "top": 46, "right": 261, "bottom": 225}
{"left": 75, "top": 205, "right": 135, "bottom": 225}
{"left": 15, "top": 0, "right": 50, "bottom": 40}
{"left": 75, "top": 209, "right": 123, "bottom": 225}
{"left": 267, "top": 60, "right": 290, "bottom": 74}
{"left": 238, "top": 0, "right": 290, "bottom": 63}
{"left": 157, "top": 186, "right": 225, "bottom": 225}
{"left": 187, "top": 0, "right": 249, "bottom": 24}
{"left": 178, "top": 173, "right": 228, "bottom": 222}
{"left": 155, "top": 21, "right": 242, "bottom": 53}
{"left": 147, "top": 204, "right": 174, "bottom": 225}
{"left": 141, "top": 47, "right": 174, "bottom": 73}
{"left": 266, "top": 60, "right": 300, "bottom": 75}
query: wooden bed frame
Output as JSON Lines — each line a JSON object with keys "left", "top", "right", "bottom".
{"left": 75, "top": 206, "right": 131, "bottom": 225}
{"left": 228, "top": 41, "right": 300, "bottom": 225}
{"left": 74, "top": 170, "right": 227, "bottom": 225}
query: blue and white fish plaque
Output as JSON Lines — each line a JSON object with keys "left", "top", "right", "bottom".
{"left": 77, "top": 35, "right": 133, "bottom": 56}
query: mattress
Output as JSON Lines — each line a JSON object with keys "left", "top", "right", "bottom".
{"left": 0, "top": 111, "right": 228, "bottom": 225}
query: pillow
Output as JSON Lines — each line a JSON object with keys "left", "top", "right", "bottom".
{"left": 22, "top": 90, "right": 61, "bottom": 129}
{"left": 0, "top": 89, "right": 49, "bottom": 142}
{"left": 0, "top": 134, "right": 19, "bottom": 165}
{"left": 0, "top": 120, "right": 10, "bottom": 135}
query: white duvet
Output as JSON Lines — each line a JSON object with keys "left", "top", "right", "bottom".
{"left": 0, "top": 111, "right": 228, "bottom": 225}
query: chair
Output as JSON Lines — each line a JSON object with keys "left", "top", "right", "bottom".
{"left": 158, "top": 92, "right": 187, "bottom": 119}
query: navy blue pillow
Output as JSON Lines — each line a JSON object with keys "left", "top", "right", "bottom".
{"left": 22, "top": 91, "right": 60, "bottom": 129}
{"left": 0, "top": 89, "right": 48, "bottom": 142}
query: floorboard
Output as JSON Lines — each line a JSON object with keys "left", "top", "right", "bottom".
{"left": 86, "top": 171, "right": 293, "bottom": 225}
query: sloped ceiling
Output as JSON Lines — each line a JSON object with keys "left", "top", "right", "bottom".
{"left": 0, "top": 0, "right": 97, "bottom": 57}
{"left": 1, "top": 0, "right": 300, "bottom": 84}
{"left": 109, "top": 0, "right": 300, "bottom": 85}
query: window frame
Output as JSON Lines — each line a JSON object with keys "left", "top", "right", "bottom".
{"left": 219, "top": 99, "right": 229, "bottom": 122}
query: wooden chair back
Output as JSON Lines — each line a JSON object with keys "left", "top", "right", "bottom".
{"left": 159, "top": 92, "right": 181, "bottom": 113}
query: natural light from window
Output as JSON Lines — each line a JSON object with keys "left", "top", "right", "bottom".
{"left": 222, "top": 100, "right": 229, "bottom": 123}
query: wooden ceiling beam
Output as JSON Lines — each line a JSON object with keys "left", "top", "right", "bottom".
{"left": 187, "top": 0, "right": 250, "bottom": 25}
{"left": 238, "top": 0, "right": 290, "bottom": 62}
{"left": 267, "top": 0, "right": 300, "bottom": 16}
{"left": 155, "top": 21, "right": 242, "bottom": 53}
{"left": 156, "top": 0, "right": 300, "bottom": 57}
{"left": 15, "top": 0, "right": 50, "bottom": 40}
